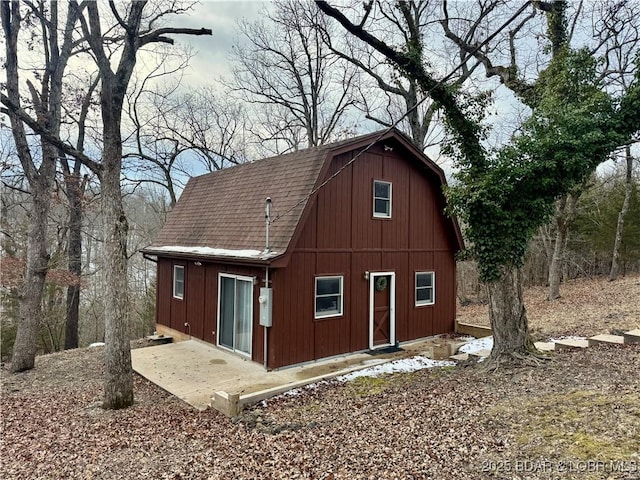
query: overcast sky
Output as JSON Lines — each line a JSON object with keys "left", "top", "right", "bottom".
{"left": 169, "top": 1, "right": 267, "bottom": 84}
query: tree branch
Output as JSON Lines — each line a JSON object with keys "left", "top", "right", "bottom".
{"left": 316, "top": 0, "right": 486, "bottom": 168}
{"left": 0, "top": 93, "right": 102, "bottom": 175}
{"left": 440, "top": 1, "right": 535, "bottom": 103}
{"left": 138, "top": 27, "right": 212, "bottom": 47}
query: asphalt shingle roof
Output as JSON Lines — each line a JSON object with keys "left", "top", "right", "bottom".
{"left": 145, "top": 129, "right": 463, "bottom": 262}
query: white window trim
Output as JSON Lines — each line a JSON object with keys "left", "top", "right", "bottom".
{"left": 368, "top": 271, "right": 396, "bottom": 350}
{"left": 315, "top": 275, "right": 344, "bottom": 319}
{"left": 173, "top": 265, "right": 185, "bottom": 300}
{"left": 373, "top": 180, "right": 392, "bottom": 219}
{"left": 415, "top": 271, "right": 435, "bottom": 306}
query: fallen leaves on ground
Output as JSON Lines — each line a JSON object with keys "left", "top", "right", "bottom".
{"left": 2, "top": 274, "right": 639, "bottom": 479}
{"left": 457, "top": 273, "right": 640, "bottom": 339}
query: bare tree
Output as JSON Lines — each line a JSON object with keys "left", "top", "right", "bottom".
{"left": 73, "top": 0, "right": 211, "bottom": 409}
{"left": 1, "top": 1, "right": 84, "bottom": 372}
{"left": 59, "top": 83, "right": 96, "bottom": 348}
{"left": 125, "top": 82, "right": 250, "bottom": 207}
{"left": 610, "top": 145, "right": 636, "bottom": 280}
{"left": 547, "top": 190, "right": 580, "bottom": 299}
{"left": 440, "top": 0, "right": 640, "bottom": 300}
{"left": 546, "top": 0, "right": 640, "bottom": 294}
{"left": 231, "top": 0, "right": 359, "bottom": 153}
{"left": 321, "top": 0, "right": 479, "bottom": 150}
{"left": 590, "top": 0, "right": 640, "bottom": 282}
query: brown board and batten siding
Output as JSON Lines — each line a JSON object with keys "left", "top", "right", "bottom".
{"left": 156, "top": 257, "right": 265, "bottom": 364}
{"left": 269, "top": 141, "right": 459, "bottom": 368}
{"left": 147, "top": 129, "right": 463, "bottom": 370}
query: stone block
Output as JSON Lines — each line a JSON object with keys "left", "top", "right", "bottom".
{"left": 554, "top": 339, "right": 588, "bottom": 351}
{"left": 623, "top": 329, "right": 640, "bottom": 344}
{"left": 588, "top": 334, "right": 625, "bottom": 347}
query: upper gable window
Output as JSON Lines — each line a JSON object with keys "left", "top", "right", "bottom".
{"left": 173, "top": 265, "right": 185, "bottom": 300}
{"left": 373, "top": 180, "right": 392, "bottom": 218}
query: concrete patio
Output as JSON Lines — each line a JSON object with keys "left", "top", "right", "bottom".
{"left": 131, "top": 336, "right": 465, "bottom": 415}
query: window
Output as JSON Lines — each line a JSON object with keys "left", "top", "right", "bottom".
{"left": 173, "top": 265, "right": 185, "bottom": 299}
{"left": 373, "top": 180, "right": 392, "bottom": 218}
{"left": 315, "top": 276, "right": 343, "bottom": 318}
{"left": 415, "top": 272, "right": 435, "bottom": 306}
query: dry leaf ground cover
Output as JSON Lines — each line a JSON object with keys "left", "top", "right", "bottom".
{"left": 457, "top": 273, "right": 640, "bottom": 340}
{"left": 2, "top": 275, "right": 640, "bottom": 480}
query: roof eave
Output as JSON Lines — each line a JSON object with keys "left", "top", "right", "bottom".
{"left": 140, "top": 248, "right": 284, "bottom": 267}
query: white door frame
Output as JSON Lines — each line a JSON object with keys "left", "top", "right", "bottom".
{"left": 369, "top": 271, "right": 396, "bottom": 350}
{"left": 217, "top": 273, "right": 253, "bottom": 358}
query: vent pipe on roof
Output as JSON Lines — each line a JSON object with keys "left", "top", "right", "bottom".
{"left": 265, "top": 197, "right": 272, "bottom": 253}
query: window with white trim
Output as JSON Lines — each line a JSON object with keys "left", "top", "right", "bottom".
{"left": 373, "top": 180, "right": 392, "bottom": 218}
{"left": 173, "top": 265, "right": 185, "bottom": 299}
{"left": 415, "top": 272, "right": 435, "bottom": 306}
{"left": 315, "top": 276, "right": 343, "bottom": 318}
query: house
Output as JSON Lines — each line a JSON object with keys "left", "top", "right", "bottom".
{"left": 142, "top": 129, "right": 464, "bottom": 369}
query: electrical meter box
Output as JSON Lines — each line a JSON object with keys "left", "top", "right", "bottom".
{"left": 259, "top": 287, "right": 273, "bottom": 327}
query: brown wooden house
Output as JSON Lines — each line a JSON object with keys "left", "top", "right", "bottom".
{"left": 143, "top": 129, "right": 464, "bottom": 369}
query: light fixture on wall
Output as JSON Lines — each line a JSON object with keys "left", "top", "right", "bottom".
{"left": 363, "top": 271, "right": 370, "bottom": 280}
{"left": 194, "top": 261, "right": 202, "bottom": 266}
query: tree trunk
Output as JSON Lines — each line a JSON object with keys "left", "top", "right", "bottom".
{"left": 547, "top": 197, "right": 567, "bottom": 300}
{"left": 609, "top": 146, "right": 633, "bottom": 281}
{"left": 101, "top": 109, "right": 134, "bottom": 409}
{"left": 548, "top": 192, "right": 578, "bottom": 300}
{"left": 76, "top": 0, "right": 210, "bottom": 409}
{"left": 10, "top": 183, "right": 50, "bottom": 372}
{"left": 64, "top": 172, "right": 84, "bottom": 349}
{"left": 487, "top": 267, "right": 535, "bottom": 362}
{"left": 3, "top": 1, "right": 79, "bottom": 370}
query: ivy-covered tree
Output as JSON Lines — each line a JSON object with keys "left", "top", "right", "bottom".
{"left": 447, "top": 49, "right": 638, "bottom": 362}
{"left": 317, "top": 0, "right": 640, "bottom": 365}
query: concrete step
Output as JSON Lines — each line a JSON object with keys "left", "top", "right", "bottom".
{"left": 468, "top": 349, "right": 491, "bottom": 359}
{"left": 554, "top": 339, "right": 589, "bottom": 351}
{"left": 449, "top": 353, "right": 469, "bottom": 362}
{"left": 422, "top": 343, "right": 456, "bottom": 360}
{"left": 534, "top": 342, "right": 555, "bottom": 352}
{"left": 588, "top": 334, "right": 625, "bottom": 347}
{"left": 623, "top": 329, "right": 640, "bottom": 344}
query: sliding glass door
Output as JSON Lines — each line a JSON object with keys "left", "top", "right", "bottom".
{"left": 218, "top": 274, "right": 253, "bottom": 356}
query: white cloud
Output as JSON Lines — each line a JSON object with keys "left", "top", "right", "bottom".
{"left": 171, "top": 1, "right": 268, "bottom": 84}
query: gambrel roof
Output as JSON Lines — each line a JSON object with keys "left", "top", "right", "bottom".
{"left": 143, "top": 129, "right": 464, "bottom": 263}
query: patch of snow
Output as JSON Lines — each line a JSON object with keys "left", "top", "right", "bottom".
{"left": 550, "top": 336, "right": 587, "bottom": 343}
{"left": 458, "top": 336, "right": 494, "bottom": 354}
{"left": 281, "top": 388, "right": 302, "bottom": 397}
{"left": 456, "top": 335, "right": 476, "bottom": 342}
{"left": 262, "top": 358, "right": 454, "bottom": 406}
{"left": 151, "top": 245, "right": 279, "bottom": 260}
{"left": 336, "top": 356, "right": 454, "bottom": 381}
{"left": 89, "top": 342, "right": 105, "bottom": 348}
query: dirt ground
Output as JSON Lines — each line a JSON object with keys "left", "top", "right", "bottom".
{"left": 457, "top": 273, "right": 640, "bottom": 340}
{"left": 1, "top": 274, "right": 639, "bottom": 480}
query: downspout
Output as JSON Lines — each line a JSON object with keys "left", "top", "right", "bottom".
{"left": 264, "top": 267, "right": 269, "bottom": 369}
{"left": 264, "top": 197, "right": 272, "bottom": 369}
